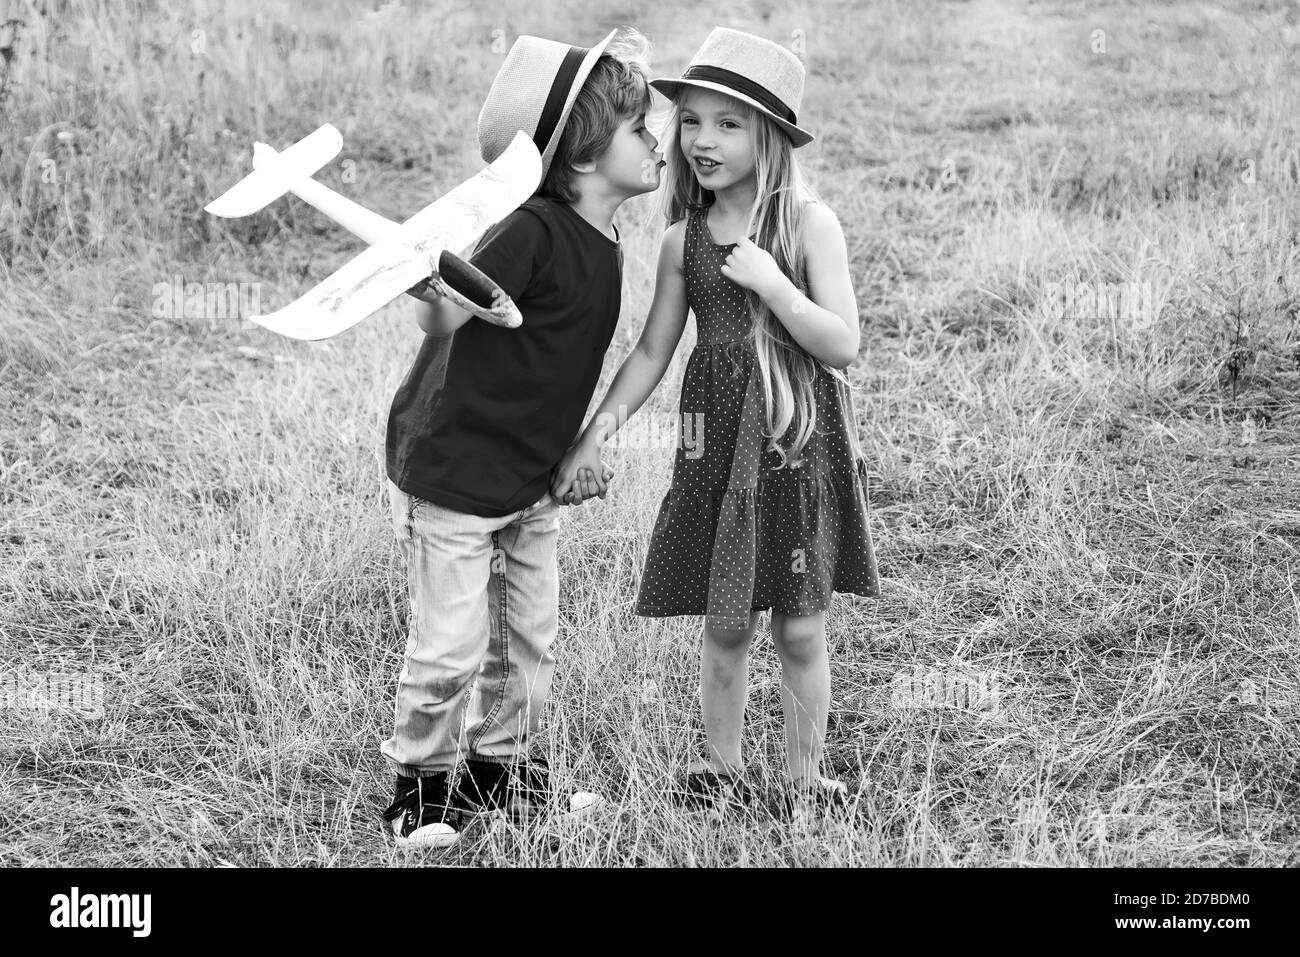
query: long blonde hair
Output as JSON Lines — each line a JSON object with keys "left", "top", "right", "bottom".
{"left": 659, "top": 91, "right": 847, "bottom": 469}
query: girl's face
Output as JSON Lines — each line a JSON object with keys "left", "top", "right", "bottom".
{"left": 677, "top": 88, "right": 757, "bottom": 192}
{"left": 592, "top": 111, "right": 663, "bottom": 198}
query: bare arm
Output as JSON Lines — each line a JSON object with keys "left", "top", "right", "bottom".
{"left": 578, "top": 220, "right": 689, "bottom": 449}
{"left": 407, "top": 282, "right": 475, "bottom": 338}
{"left": 739, "top": 203, "right": 861, "bottom": 369}
{"left": 550, "top": 222, "right": 689, "bottom": 502}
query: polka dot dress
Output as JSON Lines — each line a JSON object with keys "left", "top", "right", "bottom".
{"left": 634, "top": 205, "right": 881, "bottom": 632}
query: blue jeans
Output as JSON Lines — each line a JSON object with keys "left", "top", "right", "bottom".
{"left": 382, "top": 480, "right": 562, "bottom": 777}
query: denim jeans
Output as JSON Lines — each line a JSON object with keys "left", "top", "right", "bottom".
{"left": 382, "top": 479, "right": 562, "bottom": 777}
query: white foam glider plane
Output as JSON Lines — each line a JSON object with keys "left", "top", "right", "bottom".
{"left": 204, "top": 123, "right": 541, "bottom": 340}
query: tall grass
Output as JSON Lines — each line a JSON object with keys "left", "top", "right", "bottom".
{"left": 1, "top": 0, "right": 1298, "bottom": 865}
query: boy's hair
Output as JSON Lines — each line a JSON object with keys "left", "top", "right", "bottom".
{"left": 540, "top": 27, "right": 653, "bottom": 204}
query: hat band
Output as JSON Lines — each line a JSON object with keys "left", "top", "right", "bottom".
{"left": 534, "top": 45, "right": 589, "bottom": 154}
{"left": 679, "top": 65, "right": 796, "bottom": 124}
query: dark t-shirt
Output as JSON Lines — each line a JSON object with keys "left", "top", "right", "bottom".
{"left": 386, "top": 196, "right": 623, "bottom": 517}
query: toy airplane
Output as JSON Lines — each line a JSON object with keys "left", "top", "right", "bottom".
{"left": 204, "top": 123, "right": 541, "bottom": 340}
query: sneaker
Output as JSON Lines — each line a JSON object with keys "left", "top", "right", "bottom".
{"left": 781, "top": 777, "right": 850, "bottom": 825}
{"left": 381, "top": 772, "right": 464, "bottom": 848}
{"left": 459, "top": 756, "right": 603, "bottom": 823}
{"left": 673, "top": 763, "right": 755, "bottom": 820}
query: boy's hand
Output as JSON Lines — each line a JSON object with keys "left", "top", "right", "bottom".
{"left": 551, "top": 440, "right": 613, "bottom": 505}
{"left": 555, "top": 466, "right": 614, "bottom": 505}
{"left": 405, "top": 276, "right": 445, "bottom": 304}
{"left": 551, "top": 467, "right": 614, "bottom": 505}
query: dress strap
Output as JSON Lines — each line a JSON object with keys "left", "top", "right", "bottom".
{"left": 682, "top": 207, "right": 711, "bottom": 285}
{"left": 687, "top": 206, "right": 712, "bottom": 245}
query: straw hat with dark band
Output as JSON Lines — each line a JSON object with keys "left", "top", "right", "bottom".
{"left": 478, "top": 29, "right": 618, "bottom": 180}
{"left": 650, "top": 27, "right": 814, "bottom": 148}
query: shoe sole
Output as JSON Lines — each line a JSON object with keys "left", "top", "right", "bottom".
{"left": 564, "top": 792, "right": 604, "bottom": 821}
{"left": 469, "top": 792, "right": 605, "bottom": 826}
{"left": 391, "top": 819, "right": 461, "bottom": 849}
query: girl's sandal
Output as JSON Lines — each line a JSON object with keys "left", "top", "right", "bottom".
{"left": 782, "top": 777, "right": 851, "bottom": 826}
{"left": 676, "top": 764, "right": 755, "bottom": 820}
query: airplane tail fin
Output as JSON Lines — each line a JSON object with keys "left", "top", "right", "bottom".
{"left": 204, "top": 123, "right": 343, "bottom": 218}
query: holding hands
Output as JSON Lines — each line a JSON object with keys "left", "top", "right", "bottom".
{"left": 550, "top": 438, "right": 614, "bottom": 506}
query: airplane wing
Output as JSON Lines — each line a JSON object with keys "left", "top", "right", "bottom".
{"left": 248, "top": 131, "right": 542, "bottom": 340}
{"left": 205, "top": 124, "right": 344, "bottom": 218}
{"left": 249, "top": 239, "right": 432, "bottom": 341}
{"left": 396, "top": 130, "right": 542, "bottom": 250}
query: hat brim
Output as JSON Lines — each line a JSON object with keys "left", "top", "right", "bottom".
{"left": 649, "top": 77, "right": 814, "bottom": 148}
{"left": 538, "top": 29, "right": 619, "bottom": 178}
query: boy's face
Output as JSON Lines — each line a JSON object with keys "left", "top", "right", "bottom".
{"left": 591, "top": 111, "right": 663, "bottom": 198}
{"left": 678, "top": 89, "right": 757, "bottom": 192}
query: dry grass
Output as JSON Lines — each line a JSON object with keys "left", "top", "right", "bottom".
{"left": 1, "top": 0, "right": 1298, "bottom": 866}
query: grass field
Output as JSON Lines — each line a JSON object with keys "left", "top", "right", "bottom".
{"left": 2, "top": 0, "right": 1298, "bottom": 866}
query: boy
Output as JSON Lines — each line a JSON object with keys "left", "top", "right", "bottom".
{"left": 381, "top": 26, "right": 662, "bottom": 847}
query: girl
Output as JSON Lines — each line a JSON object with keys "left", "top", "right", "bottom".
{"left": 553, "top": 27, "right": 880, "bottom": 820}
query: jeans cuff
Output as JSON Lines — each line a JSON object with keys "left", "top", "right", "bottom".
{"left": 390, "top": 761, "right": 455, "bottom": 779}
{"left": 466, "top": 751, "right": 521, "bottom": 766}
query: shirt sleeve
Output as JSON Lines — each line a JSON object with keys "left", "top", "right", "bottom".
{"left": 466, "top": 205, "right": 550, "bottom": 304}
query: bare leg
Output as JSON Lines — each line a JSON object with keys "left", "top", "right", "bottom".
{"left": 700, "top": 611, "right": 762, "bottom": 774}
{"left": 770, "top": 610, "right": 830, "bottom": 789}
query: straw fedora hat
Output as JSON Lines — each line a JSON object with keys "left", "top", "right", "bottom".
{"left": 649, "top": 27, "right": 813, "bottom": 148}
{"left": 477, "top": 29, "right": 618, "bottom": 180}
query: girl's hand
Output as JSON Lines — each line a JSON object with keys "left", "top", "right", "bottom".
{"left": 719, "top": 236, "right": 790, "bottom": 302}
{"left": 551, "top": 440, "right": 613, "bottom": 505}
{"left": 572, "top": 466, "right": 614, "bottom": 504}
{"left": 557, "top": 466, "right": 614, "bottom": 505}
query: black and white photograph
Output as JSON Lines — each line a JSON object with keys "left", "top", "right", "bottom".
{"left": 0, "top": 0, "right": 1294, "bottom": 905}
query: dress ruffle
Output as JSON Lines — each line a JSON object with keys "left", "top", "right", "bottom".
{"left": 636, "top": 457, "right": 879, "bottom": 630}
